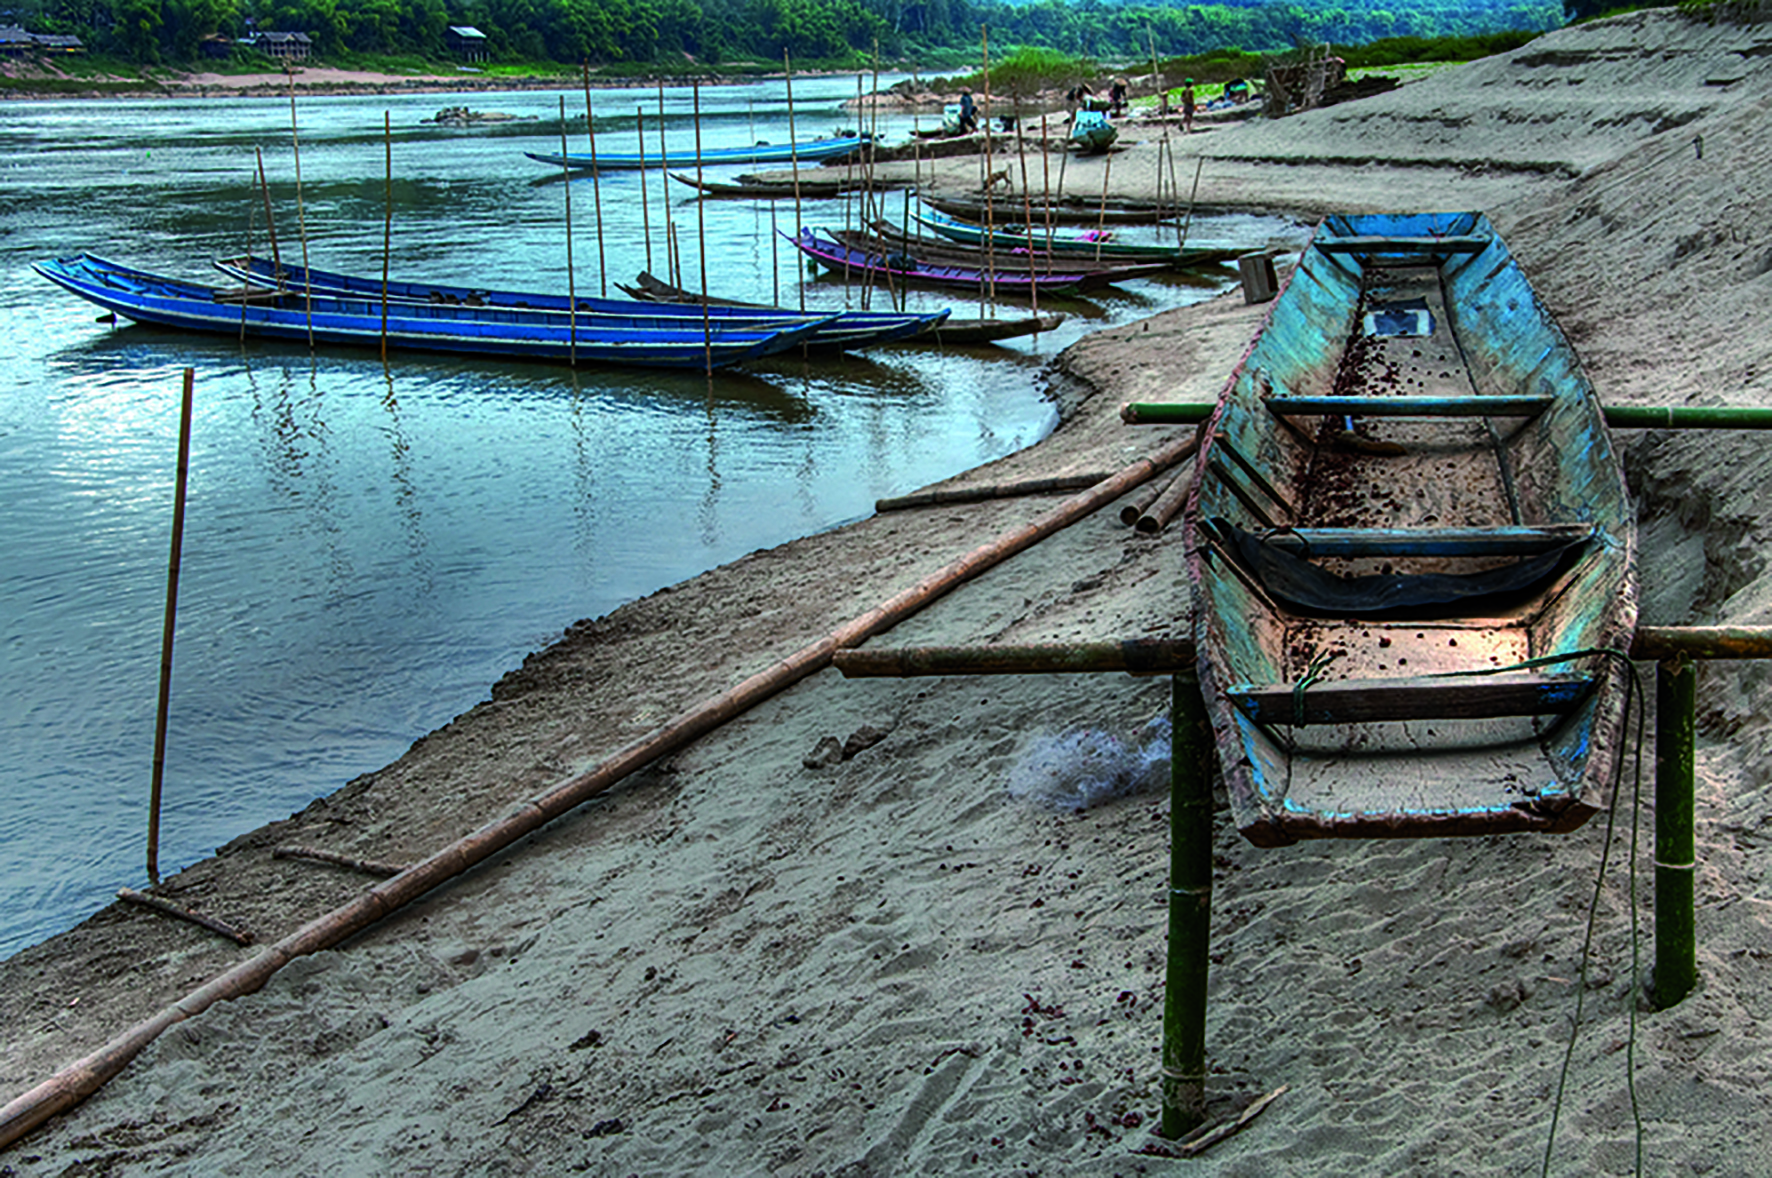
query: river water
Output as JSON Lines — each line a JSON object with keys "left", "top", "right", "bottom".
{"left": 0, "top": 75, "right": 1290, "bottom": 957}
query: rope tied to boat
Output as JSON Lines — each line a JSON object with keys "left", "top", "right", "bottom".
{"left": 1291, "top": 650, "right": 1337, "bottom": 727}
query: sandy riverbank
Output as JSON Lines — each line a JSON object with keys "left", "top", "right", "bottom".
{"left": 4, "top": 10, "right": 1772, "bottom": 1173}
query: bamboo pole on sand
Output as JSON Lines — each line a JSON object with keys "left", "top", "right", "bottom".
{"left": 876, "top": 472, "right": 1115, "bottom": 513}
{"left": 557, "top": 97, "right": 578, "bottom": 366}
{"left": 117, "top": 888, "right": 252, "bottom": 947}
{"left": 146, "top": 367, "right": 195, "bottom": 887}
{"left": 1136, "top": 457, "right": 1197, "bottom": 534}
{"left": 0, "top": 429, "right": 1201, "bottom": 1150}
{"left": 1655, "top": 654, "right": 1697, "bottom": 1010}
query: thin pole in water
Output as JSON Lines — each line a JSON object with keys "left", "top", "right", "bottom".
{"left": 254, "top": 147, "right": 281, "bottom": 275}
{"left": 657, "top": 82, "right": 677, "bottom": 288}
{"left": 285, "top": 69, "right": 313, "bottom": 347}
{"left": 636, "top": 106, "right": 653, "bottom": 275}
{"left": 147, "top": 367, "right": 196, "bottom": 886}
{"left": 980, "top": 23, "right": 996, "bottom": 313}
{"left": 558, "top": 96, "right": 578, "bottom": 366}
{"left": 784, "top": 51, "right": 804, "bottom": 312}
{"left": 693, "top": 81, "right": 713, "bottom": 376}
{"left": 381, "top": 111, "right": 392, "bottom": 361}
{"left": 582, "top": 63, "right": 608, "bottom": 298}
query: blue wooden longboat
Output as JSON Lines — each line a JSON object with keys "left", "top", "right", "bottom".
{"left": 34, "top": 255, "right": 829, "bottom": 370}
{"left": 211, "top": 255, "right": 949, "bottom": 350}
{"left": 786, "top": 227, "right": 1168, "bottom": 295}
{"left": 524, "top": 134, "right": 868, "bottom": 171}
{"left": 912, "top": 208, "right": 1240, "bottom": 269}
{"left": 1183, "top": 212, "right": 1636, "bottom": 846}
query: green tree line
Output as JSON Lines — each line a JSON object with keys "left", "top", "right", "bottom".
{"left": 8, "top": 0, "right": 1563, "bottom": 67}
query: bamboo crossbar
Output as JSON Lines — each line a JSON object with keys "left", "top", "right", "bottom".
{"left": 1122, "top": 401, "right": 1772, "bottom": 430}
{"left": 0, "top": 429, "right": 1202, "bottom": 1151}
{"left": 1266, "top": 395, "right": 1553, "bottom": 418}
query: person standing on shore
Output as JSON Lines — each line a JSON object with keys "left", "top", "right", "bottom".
{"left": 1181, "top": 78, "right": 1197, "bottom": 132}
{"left": 958, "top": 87, "right": 977, "bottom": 134}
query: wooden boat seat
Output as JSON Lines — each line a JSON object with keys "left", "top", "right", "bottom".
{"left": 1226, "top": 670, "right": 1597, "bottom": 726}
{"left": 1264, "top": 395, "right": 1552, "bottom": 418}
{"left": 1257, "top": 524, "right": 1596, "bottom": 559}
{"left": 1314, "top": 235, "right": 1491, "bottom": 255}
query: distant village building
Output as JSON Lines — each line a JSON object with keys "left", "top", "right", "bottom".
{"left": 33, "top": 33, "right": 85, "bottom": 54}
{"left": 0, "top": 25, "right": 86, "bottom": 56}
{"left": 246, "top": 31, "right": 312, "bottom": 61}
{"left": 446, "top": 26, "right": 488, "bottom": 64}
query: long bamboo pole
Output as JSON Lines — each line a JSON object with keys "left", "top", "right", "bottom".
{"left": 0, "top": 430, "right": 1200, "bottom": 1150}
{"left": 636, "top": 106, "right": 653, "bottom": 275}
{"left": 784, "top": 53, "right": 805, "bottom": 313}
{"left": 582, "top": 65, "right": 608, "bottom": 298}
{"left": 285, "top": 71, "right": 313, "bottom": 347}
{"left": 833, "top": 638, "right": 1195, "bottom": 678}
{"left": 658, "top": 82, "right": 677, "bottom": 288}
{"left": 558, "top": 97, "right": 577, "bottom": 366}
{"left": 1162, "top": 669, "right": 1214, "bottom": 1137}
{"left": 1655, "top": 654, "right": 1697, "bottom": 1010}
{"left": 146, "top": 367, "right": 195, "bottom": 887}
{"left": 876, "top": 472, "right": 1115, "bottom": 513}
{"left": 254, "top": 147, "right": 281, "bottom": 276}
{"left": 980, "top": 25, "right": 996, "bottom": 312}
{"left": 1120, "top": 401, "right": 1772, "bottom": 430}
{"left": 240, "top": 160, "right": 253, "bottom": 340}
{"left": 381, "top": 112, "right": 392, "bottom": 361}
{"left": 693, "top": 81, "right": 713, "bottom": 375}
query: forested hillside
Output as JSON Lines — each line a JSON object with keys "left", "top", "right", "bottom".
{"left": 10, "top": 0, "right": 1565, "bottom": 67}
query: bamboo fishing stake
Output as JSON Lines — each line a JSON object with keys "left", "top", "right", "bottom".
{"left": 850, "top": 72, "right": 867, "bottom": 310}
{"left": 557, "top": 97, "right": 578, "bottom": 366}
{"left": 285, "top": 70, "right": 313, "bottom": 347}
{"left": 636, "top": 106, "right": 653, "bottom": 275}
{"left": 381, "top": 112, "right": 392, "bottom": 361}
{"left": 239, "top": 161, "right": 252, "bottom": 340}
{"left": 657, "top": 82, "right": 677, "bottom": 288}
{"left": 1655, "top": 654, "right": 1697, "bottom": 1010}
{"left": 254, "top": 147, "right": 281, "bottom": 276}
{"left": 146, "top": 367, "right": 194, "bottom": 887}
{"left": 692, "top": 81, "right": 713, "bottom": 375}
{"left": 582, "top": 64, "right": 608, "bottom": 298}
{"left": 1162, "top": 669, "right": 1213, "bottom": 1137}
{"left": 784, "top": 53, "right": 805, "bottom": 311}
{"left": 1180, "top": 156, "right": 1204, "bottom": 254}
{"left": 0, "top": 429, "right": 1203, "bottom": 1151}
{"left": 980, "top": 24, "right": 997, "bottom": 312}
{"left": 1015, "top": 114, "right": 1038, "bottom": 316}
{"left": 1040, "top": 114, "right": 1054, "bottom": 278}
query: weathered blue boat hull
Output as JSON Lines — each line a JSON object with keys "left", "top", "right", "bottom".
{"left": 35, "top": 255, "right": 827, "bottom": 370}
{"left": 1183, "top": 212, "right": 1636, "bottom": 845}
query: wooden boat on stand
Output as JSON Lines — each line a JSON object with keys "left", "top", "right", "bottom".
{"left": 1184, "top": 211, "right": 1636, "bottom": 847}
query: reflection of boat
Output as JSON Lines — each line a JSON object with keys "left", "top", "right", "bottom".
{"left": 36, "top": 255, "right": 830, "bottom": 370}
{"left": 1069, "top": 109, "right": 1118, "bottom": 153}
{"left": 619, "top": 271, "right": 1067, "bottom": 345}
{"left": 524, "top": 134, "right": 868, "bottom": 171}
{"left": 913, "top": 208, "right": 1239, "bottom": 268}
{"left": 1185, "top": 211, "right": 1635, "bottom": 847}
{"left": 786, "top": 227, "right": 1164, "bottom": 295}
{"left": 212, "top": 255, "right": 946, "bottom": 351}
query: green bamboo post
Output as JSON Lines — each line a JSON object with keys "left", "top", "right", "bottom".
{"left": 1119, "top": 402, "right": 1772, "bottom": 430}
{"left": 1163, "top": 669, "right": 1214, "bottom": 1137}
{"left": 1655, "top": 654, "right": 1698, "bottom": 1010}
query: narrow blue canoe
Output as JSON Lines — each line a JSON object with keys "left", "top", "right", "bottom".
{"left": 524, "top": 134, "right": 868, "bottom": 171}
{"left": 1183, "top": 211, "right": 1636, "bottom": 846}
{"left": 35, "top": 254, "right": 830, "bottom": 370}
{"left": 912, "top": 208, "right": 1241, "bottom": 268}
{"left": 211, "top": 255, "right": 949, "bottom": 351}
